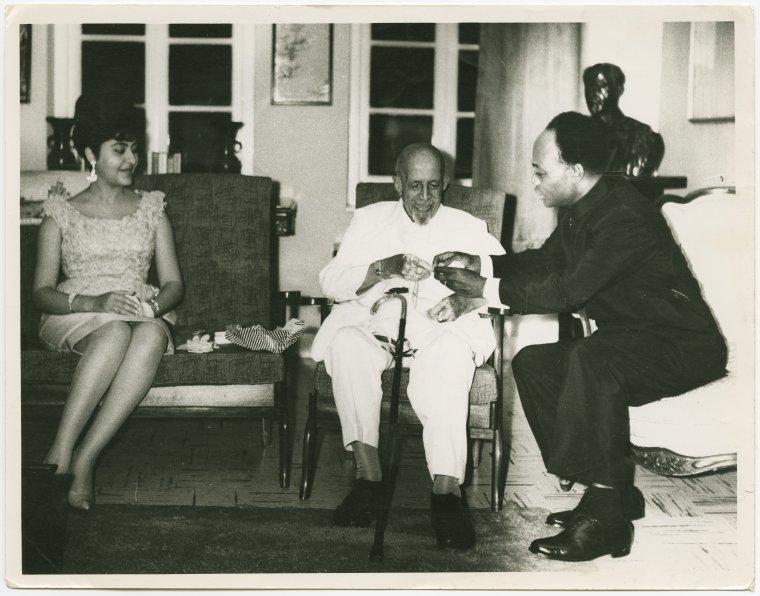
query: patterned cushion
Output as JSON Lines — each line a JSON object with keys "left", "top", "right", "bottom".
{"left": 21, "top": 348, "right": 284, "bottom": 387}
{"left": 312, "top": 362, "right": 497, "bottom": 430}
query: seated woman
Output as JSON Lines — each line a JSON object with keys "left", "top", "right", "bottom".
{"left": 33, "top": 92, "right": 184, "bottom": 510}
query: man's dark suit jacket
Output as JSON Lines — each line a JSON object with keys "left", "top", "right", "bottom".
{"left": 492, "top": 175, "right": 724, "bottom": 342}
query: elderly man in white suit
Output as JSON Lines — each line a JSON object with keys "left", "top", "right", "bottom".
{"left": 311, "top": 143, "right": 504, "bottom": 550}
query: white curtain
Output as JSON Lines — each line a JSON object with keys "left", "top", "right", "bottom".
{"left": 473, "top": 24, "right": 582, "bottom": 431}
{"left": 473, "top": 23, "right": 581, "bottom": 252}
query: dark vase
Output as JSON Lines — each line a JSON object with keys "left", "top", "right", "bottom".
{"left": 215, "top": 121, "right": 243, "bottom": 174}
{"left": 46, "top": 117, "right": 79, "bottom": 171}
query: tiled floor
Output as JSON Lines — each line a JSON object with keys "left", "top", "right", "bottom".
{"left": 22, "top": 358, "right": 739, "bottom": 578}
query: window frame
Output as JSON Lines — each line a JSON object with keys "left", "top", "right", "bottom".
{"left": 346, "top": 23, "right": 478, "bottom": 209}
{"left": 51, "top": 24, "right": 255, "bottom": 174}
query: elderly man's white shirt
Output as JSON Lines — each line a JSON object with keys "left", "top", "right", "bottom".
{"left": 311, "top": 199, "right": 505, "bottom": 366}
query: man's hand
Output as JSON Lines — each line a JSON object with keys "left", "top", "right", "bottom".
{"left": 427, "top": 293, "right": 487, "bottom": 323}
{"left": 433, "top": 251, "right": 481, "bottom": 273}
{"left": 434, "top": 267, "right": 486, "bottom": 298}
{"left": 379, "top": 254, "right": 433, "bottom": 282}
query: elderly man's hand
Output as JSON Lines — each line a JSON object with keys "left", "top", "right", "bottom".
{"left": 434, "top": 266, "right": 486, "bottom": 298}
{"left": 380, "top": 253, "right": 433, "bottom": 282}
{"left": 427, "top": 293, "right": 487, "bottom": 323}
{"left": 433, "top": 251, "right": 481, "bottom": 273}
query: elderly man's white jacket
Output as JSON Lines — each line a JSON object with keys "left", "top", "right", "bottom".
{"left": 311, "top": 199, "right": 506, "bottom": 366}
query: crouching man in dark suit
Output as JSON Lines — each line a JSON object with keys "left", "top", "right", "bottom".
{"left": 433, "top": 112, "right": 727, "bottom": 562}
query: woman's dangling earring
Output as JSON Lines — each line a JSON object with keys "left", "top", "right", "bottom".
{"left": 86, "top": 161, "right": 97, "bottom": 183}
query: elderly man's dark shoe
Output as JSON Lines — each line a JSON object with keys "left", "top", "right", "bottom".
{"left": 529, "top": 515, "right": 634, "bottom": 562}
{"left": 430, "top": 493, "right": 476, "bottom": 550}
{"left": 333, "top": 478, "right": 383, "bottom": 527}
{"left": 546, "top": 485, "right": 645, "bottom": 528}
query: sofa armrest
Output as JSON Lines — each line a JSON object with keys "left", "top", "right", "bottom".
{"left": 274, "top": 291, "right": 302, "bottom": 325}
{"left": 297, "top": 295, "right": 334, "bottom": 323}
{"left": 298, "top": 295, "right": 332, "bottom": 306}
{"left": 278, "top": 290, "right": 302, "bottom": 305}
{"left": 276, "top": 292, "right": 336, "bottom": 324}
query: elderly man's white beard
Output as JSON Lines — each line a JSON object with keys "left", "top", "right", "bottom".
{"left": 406, "top": 204, "right": 440, "bottom": 226}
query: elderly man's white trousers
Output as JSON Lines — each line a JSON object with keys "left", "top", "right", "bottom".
{"left": 323, "top": 325, "right": 476, "bottom": 483}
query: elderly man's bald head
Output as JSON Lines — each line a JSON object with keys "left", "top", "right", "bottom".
{"left": 393, "top": 143, "right": 449, "bottom": 225}
{"left": 395, "top": 143, "right": 446, "bottom": 181}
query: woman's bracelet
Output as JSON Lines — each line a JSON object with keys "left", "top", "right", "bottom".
{"left": 148, "top": 297, "right": 161, "bottom": 316}
{"left": 68, "top": 293, "right": 77, "bottom": 313}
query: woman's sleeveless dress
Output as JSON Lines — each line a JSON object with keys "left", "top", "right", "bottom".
{"left": 38, "top": 189, "right": 176, "bottom": 355}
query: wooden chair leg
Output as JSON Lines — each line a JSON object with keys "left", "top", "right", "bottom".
{"left": 276, "top": 381, "right": 291, "bottom": 489}
{"left": 278, "top": 419, "right": 290, "bottom": 490}
{"left": 299, "top": 390, "right": 318, "bottom": 500}
{"left": 491, "top": 427, "right": 503, "bottom": 512}
{"left": 261, "top": 418, "right": 273, "bottom": 447}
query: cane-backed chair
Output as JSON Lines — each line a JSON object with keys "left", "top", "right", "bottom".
{"left": 299, "top": 183, "right": 515, "bottom": 511}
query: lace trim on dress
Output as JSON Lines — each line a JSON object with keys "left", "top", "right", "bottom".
{"left": 42, "top": 192, "right": 70, "bottom": 230}
{"left": 63, "top": 190, "right": 165, "bottom": 225}
{"left": 42, "top": 189, "right": 166, "bottom": 230}
{"left": 141, "top": 191, "right": 167, "bottom": 229}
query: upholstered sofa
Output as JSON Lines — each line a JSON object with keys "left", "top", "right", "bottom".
{"left": 626, "top": 187, "right": 746, "bottom": 475}
{"left": 19, "top": 172, "right": 296, "bottom": 487}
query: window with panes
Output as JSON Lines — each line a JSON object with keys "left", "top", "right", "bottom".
{"left": 350, "top": 22, "right": 480, "bottom": 202}
{"left": 70, "top": 24, "right": 248, "bottom": 173}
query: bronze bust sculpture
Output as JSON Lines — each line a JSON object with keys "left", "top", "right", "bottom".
{"left": 583, "top": 63, "right": 665, "bottom": 177}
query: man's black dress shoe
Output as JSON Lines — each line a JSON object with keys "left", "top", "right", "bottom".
{"left": 529, "top": 514, "right": 634, "bottom": 562}
{"left": 546, "top": 485, "right": 645, "bottom": 528}
{"left": 333, "top": 478, "right": 383, "bottom": 527}
{"left": 430, "top": 493, "right": 476, "bottom": 550}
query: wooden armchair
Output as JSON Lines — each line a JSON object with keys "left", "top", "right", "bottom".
{"left": 20, "top": 173, "right": 297, "bottom": 488}
{"left": 579, "top": 186, "right": 743, "bottom": 476}
{"left": 298, "top": 183, "right": 513, "bottom": 511}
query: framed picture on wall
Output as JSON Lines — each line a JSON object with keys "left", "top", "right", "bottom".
{"left": 687, "top": 21, "right": 735, "bottom": 122}
{"left": 20, "top": 24, "right": 31, "bottom": 103}
{"left": 271, "top": 24, "right": 333, "bottom": 105}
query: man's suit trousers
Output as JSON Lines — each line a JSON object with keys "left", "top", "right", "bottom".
{"left": 511, "top": 326, "right": 727, "bottom": 489}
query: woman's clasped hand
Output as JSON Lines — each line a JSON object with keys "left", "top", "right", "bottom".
{"left": 90, "top": 291, "right": 144, "bottom": 316}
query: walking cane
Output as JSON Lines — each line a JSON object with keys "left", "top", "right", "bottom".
{"left": 369, "top": 287, "right": 408, "bottom": 563}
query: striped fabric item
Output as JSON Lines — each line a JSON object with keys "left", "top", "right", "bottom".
{"left": 225, "top": 320, "right": 304, "bottom": 354}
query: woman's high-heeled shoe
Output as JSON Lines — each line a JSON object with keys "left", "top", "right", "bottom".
{"left": 559, "top": 477, "right": 575, "bottom": 492}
